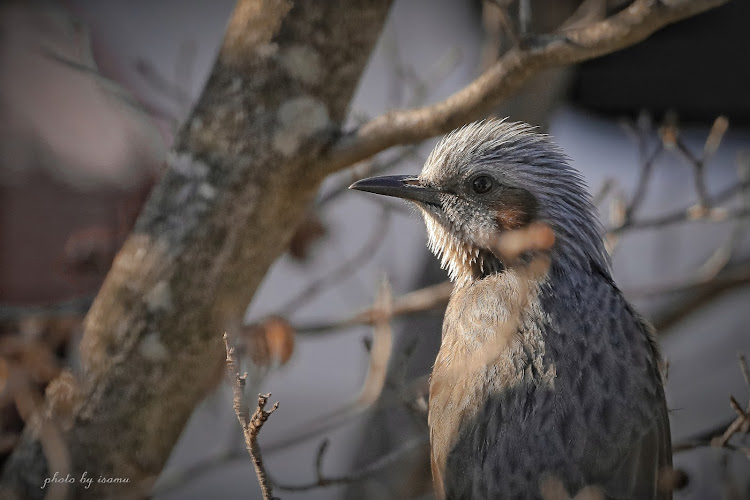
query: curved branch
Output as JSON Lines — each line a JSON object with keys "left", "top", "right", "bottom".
{"left": 317, "top": 0, "right": 730, "bottom": 174}
{"left": 652, "top": 262, "right": 750, "bottom": 332}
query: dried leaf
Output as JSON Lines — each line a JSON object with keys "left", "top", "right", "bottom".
{"left": 242, "top": 316, "right": 295, "bottom": 367}
{"left": 288, "top": 211, "right": 327, "bottom": 261}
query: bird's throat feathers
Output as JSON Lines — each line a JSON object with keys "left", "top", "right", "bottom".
{"left": 422, "top": 210, "right": 504, "bottom": 283}
{"left": 419, "top": 199, "right": 609, "bottom": 285}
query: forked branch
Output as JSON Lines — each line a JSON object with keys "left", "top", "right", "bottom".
{"left": 224, "top": 334, "right": 280, "bottom": 500}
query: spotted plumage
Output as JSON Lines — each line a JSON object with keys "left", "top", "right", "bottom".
{"left": 350, "top": 119, "right": 671, "bottom": 499}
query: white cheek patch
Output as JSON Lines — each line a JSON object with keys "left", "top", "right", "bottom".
{"left": 421, "top": 209, "right": 482, "bottom": 283}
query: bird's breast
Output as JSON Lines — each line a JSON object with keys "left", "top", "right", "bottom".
{"left": 428, "top": 270, "right": 555, "bottom": 487}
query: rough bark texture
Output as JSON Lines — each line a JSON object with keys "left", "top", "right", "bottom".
{"left": 0, "top": 1, "right": 393, "bottom": 498}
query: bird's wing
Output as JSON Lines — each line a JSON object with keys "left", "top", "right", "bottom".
{"left": 599, "top": 313, "right": 673, "bottom": 500}
{"left": 601, "top": 396, "right": 672, "bottom": 499}
{"left": 539, "top": 269, "right": 673, "bottom": 499}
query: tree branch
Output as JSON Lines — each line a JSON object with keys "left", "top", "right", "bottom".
{"left": 317, "top": 0, "right": 730, "bottom": 175}
{"left": 650, "top": 261, "right": 750, "bottom": 332}
{"left": 294, "top": 281, "right": 452, "bottom": 336}
{"left": 272, "top": 436, "right": 427, "bottom": 492}
{"left": 224, "top": 334, "right": 279, "bottom": 500}
{"left": 610, "top": 178, "right": 750, "bottom": 235}
{"left": 266, "top": 279, "right": 394, "bottom": 453}
{"left": 672, "top": 353, "right": 750, "bottom": 457}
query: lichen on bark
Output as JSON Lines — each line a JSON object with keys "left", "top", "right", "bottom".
{"left": 0, "top": 1, "right": 394, "bottom": 498}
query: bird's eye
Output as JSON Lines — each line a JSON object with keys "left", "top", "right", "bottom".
{"left": 471, "top": 175, "right": 493, "bottom": 194}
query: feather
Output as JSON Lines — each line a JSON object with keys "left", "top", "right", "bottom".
{"left": 419, "top": 119, "right": 671, "bottom": 499}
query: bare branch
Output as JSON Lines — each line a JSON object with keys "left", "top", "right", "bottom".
{"left": 154, "top": 374, "right": 430, "bottom": 497}
{"left": 294, "top": 281, "right": 452, "bottom": 336}
{"left": 317, "top": 0, "right": 730, "bottom": 174}
{"left": 626, "top": 254, "right": 750, "bottom": 297}
{"left": 650, "top": 262, "right": 750, "bottom": 332}
{"left": 662, "top": 116, "right": 729, "bottom": 211}
{"left": 703, "top": 116, "right": 730, "bottom": 160}
{"left": 224, "top": 334, "right": 279, "bottom": 500}
{"left": 739, "top": 353, "right": 750, "bottom": 434}
{"left": 624, "top": 139, "right": 662, "bottom": 224}
{"left": 265, "top": 279, "right": 394, "bottom": 453}
{"left": 696, "top": 154, "right": 750, "bottom": 279}
{"left": 317, "top": 145, "right": 422, "bottom": 208}
{"left": 279, "top": 207, "right": 392, "bottom": 315}
{"left": 592, "top": 178, "right": 616, "bottom": 207}
{"left": 672, "top": 353, "right": 750, "bottom": 457}
{"left": 609, "top": 179, "right": 750, "bottom": 235}
{"left": 272, "top": 436, "right": 427, "bottom": 492}
{"left": 357, "top": 279, "right": 394, "bottom": 407}
{"left": 739, "top": 353, "right": 750, "bottom": 394}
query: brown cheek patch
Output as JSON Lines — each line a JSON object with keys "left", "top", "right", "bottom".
{"left": 494, "top": 206, "right": 531, "bottom": 230}
{"left": 492, "top": 187, "right": 538, "bottom": 230}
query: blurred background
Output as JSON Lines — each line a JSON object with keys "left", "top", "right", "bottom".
{"left": 1, "top": 0, "right": 749, "bottom": 498}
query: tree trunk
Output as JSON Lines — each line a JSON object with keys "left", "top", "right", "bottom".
{"left": 0, "top": 1, "right": 393, "bottom": 498}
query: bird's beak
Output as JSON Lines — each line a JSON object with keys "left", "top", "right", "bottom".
{"left": 349, "top": 175, "right": 441, "bottom": 206}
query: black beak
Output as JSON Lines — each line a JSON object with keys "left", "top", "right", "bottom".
{"left": 349, "top": 175, "right": 441, "bottom": 206}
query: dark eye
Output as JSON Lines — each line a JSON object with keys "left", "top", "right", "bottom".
{"left": 471, "top": 175, "right": 493, "bottom": 194}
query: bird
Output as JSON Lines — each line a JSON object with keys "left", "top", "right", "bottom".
{"left": 349, "top": 119, "right": 672, "bottom": 499}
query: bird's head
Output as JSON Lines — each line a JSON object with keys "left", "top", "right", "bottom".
{"left": 350, "top": 119, "right": 609, "bottom": 283}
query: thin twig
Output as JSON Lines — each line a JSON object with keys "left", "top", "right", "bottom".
{"left": 294, "top": 281, "right": 452, "bottom": 336}
{"left": 492, "top": 2, "right": 522, "bottom": 50}
{"left": 317, "top": 146, "right": 422, "bottom": 208}
{"left": 661, "top": 116, "right": 728, "bottom": 213}
{"left": 265, "top": 280, "right": 395, "bottom": 453}
{"left": 739, "top": 354, "right": 750, "bottom": 394}
{"left": 224, "top": 334, "right": 279, "bottom": 500}
{"left": 592, "top": 178, "right": 616, "bottom": 207}
{"left": 279, "top": 206, "right": 392, "bottom": 315}
{"left": 518, "top": 0, "right": 531, "bottom": 39}
{"left": 695, "top": 213, "right": 748, "bottom": 281}
{"left": 625, "top": 261, "right": 750, "bottom": 299}
{"left": 357, "top": 279, "right": 394, "bottom": 406}
{"left": 624, "top": 143, "right": 663, "bottom": 224}
{"left": 616, "top": 206, "right": 750, "bottom": 233}
{"left": 272, "top": 436, "right": 427, "bottom": 492}
{"left": 650, "top": 263, "right": 750, "bottom": 332}
{"left": 152, "top": 372, "right": 431, "bottom": 497}
{"left": 41, "top": 47, "right": 178, "bottom": 125}
{"left": 696, "top": 155, "right": 750, "bottom": 280}
{"left": 609, "top": 178, "right": 750, "bottom": 235}
{"left": 739, "top": 353, "right": 750, "bottom": 434}
{"left": 672, "top": 137, "right": 712, "bottom": 209}
{"left": 672, "top": 353, "right": 750, "bottom": 457}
